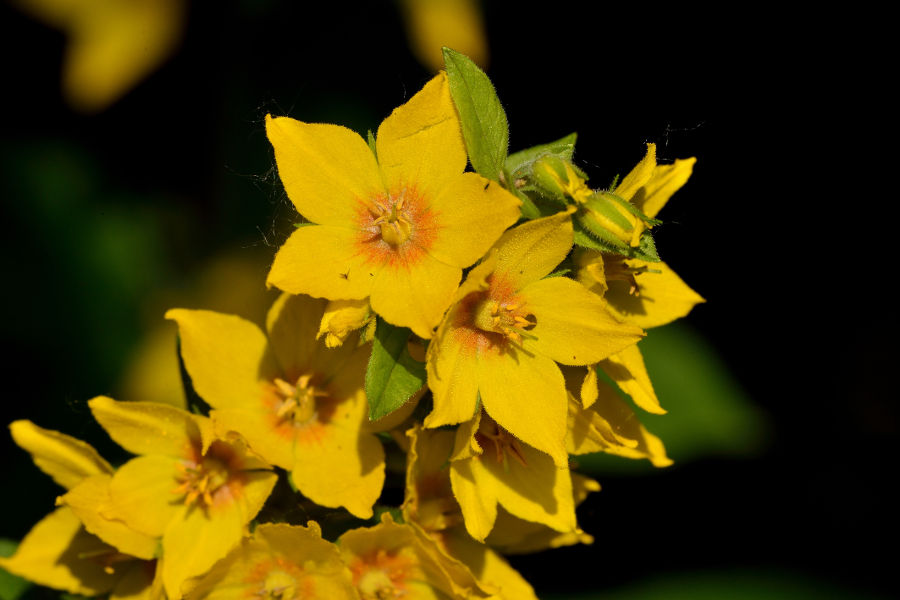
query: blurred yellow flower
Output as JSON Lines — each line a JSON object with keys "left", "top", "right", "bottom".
{"left": 399, "top": 0, "right": 489, "bottom": 72}
{"left": 13, "top": 0, "right": 185, "bottom": 112}
{"left": 265, "top": 72, "right": 521, "bottom": 339}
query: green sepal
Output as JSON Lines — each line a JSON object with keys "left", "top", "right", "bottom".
{"left": 442, "top": 47, "right": 508, "bottom": 181}
{"left": 293, "top": 221, "right": 314, "bottom": 229}
{"left": 505, "top": 132, "right": 577, "bottom": 180}
{"left": 633, "top": 230, "right": 661, "bottom": 262}
{"left": 574, "top": 212, "right": 631, "bottom": 254}
{"left": 365, "top": 318, "right": 427, "bottom": 421}
{"left": 366, "top": 129, "right": 377, "bottom": 160}
{"left": 598, "top": 191, "right": 662, "bottom": 226}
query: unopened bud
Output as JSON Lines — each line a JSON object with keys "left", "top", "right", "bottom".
{"left": 532, "top": 155, "right": 592, "bottom": 204}
{"left": 317, "top": 298, "right": 373, "bottom": 348}
{"left": 580, "top": 191, "right": 649, "bottom": 249}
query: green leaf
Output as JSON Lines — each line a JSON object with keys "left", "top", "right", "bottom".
{"left": 575, "top": 323, "right": 767, "bottom": 475}
{"left": 505, "top": 132, "right": 577, "bottom": 179}
{"left": 365, "top": 319, "right": 426, "bottom": 421}
{"left": 442, "top": 47, "right": 508, "bottom": 181}
{"left": 0, "top": 539, "right": 31, "bottom": 600}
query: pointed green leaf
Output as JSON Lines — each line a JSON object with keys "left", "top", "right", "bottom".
{"left": 0, "top": 539, "right": 31, "bottom": 600}
{"left": 367, "top": 129, "right": 377, "bottom": 159}
{"left": 365, "top": 319, "right": 426, "bottom": 421}
{"left": 442, "top": 47, "right": 508, "bottom": 181}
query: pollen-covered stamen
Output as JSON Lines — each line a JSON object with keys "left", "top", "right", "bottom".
{"left": 475, "top": 416, "right": 528, "bottom": 468}
{"left": 272, "top": 374, "right": 328, "bottom": 425}
{"left": 472, "top": 298, "right": 536, "bottom": 345}
{"left": 371, "top": 188, "right": 413, "bottom": 246}
{"left": 173, "top": 456, "right": 229, "bottom": 509}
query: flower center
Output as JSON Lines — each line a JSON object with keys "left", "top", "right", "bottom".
{"left": 272, "top": 374, "right": 328, "bottom": 425}
{"left": 371, "top": 189, "right": 412, "bottom": 246}
{"left": 258, "top": 571, "right": 298, "bottom": 600}
{"left": 173, "top": 454, "right": 230, "bottom": 509}
{"left": 354, "top": 549, "right": 413, "bottom": 600}
{"left": 475, "top": 414, "right": 528, "bottom": 468}
{"left": 604, "top": 257, "right": 658, "bottom": 296}
{"left": 472, "top": 297, "right": 536, "bottom": 345}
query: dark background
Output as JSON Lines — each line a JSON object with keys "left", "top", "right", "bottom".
{"left": 1, "top": 1, "right": 894, "bottom": 598}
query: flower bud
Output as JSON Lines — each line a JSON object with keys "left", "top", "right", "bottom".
{"left": 316, "top": 298, "right": 374, "bottom": 348}
{"left": 580, "top": 191, "right": 648, "bottom": 249}
{"left": 532, "top": 155, "right": 593, "bottom": 204}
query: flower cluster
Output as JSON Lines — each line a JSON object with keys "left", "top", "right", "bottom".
{"left": 1, "top": 50, "right": 703, "bottom": 599}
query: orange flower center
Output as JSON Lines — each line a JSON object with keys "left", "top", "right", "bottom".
{"left": 475, "top": 413, "right": 528, "bottom": 468}
{"left": 351, "top": 549, "right": 415, "bottom": 600}
{"left": 355, "top": 184, "right": 436, "bottom": 268}
{"left": 245, "top": 558, "right": 313, "bottom": 599}
{"left": 173, "top": 441, "right": 240, "bottom": 509}
{"left": 472, "top": 296, "right": 536, "bottom": 345}
{"left": 272, "top": 374, "right": 329, "bottom": 425}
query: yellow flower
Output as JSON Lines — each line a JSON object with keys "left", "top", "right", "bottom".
{"left": 575, "top": 147, "right": 704, "bottom": 414}
{"left": 425, "top": 211, "right": 644, "bottom": 465}
{"left": 265, "top": 71, "right": 521, "bottom": 339}
{"left": 12, "top": 0, "right": 185, "bottom": 112}
{"left": 186, "top": 522, "right": 357, "bottom": 600}
{"left": 563, "top": 366, "right": 672, "bottom": 467}
{"left": 402, "top": 425, "right": 592, "bottom": 599}
{"left": 339, "top": 514, "right": 492, "bottom": 600}
{"left": 167, "top": 293, "right": 385, "bottom": 519}
{"left": 0, "top": 421, "right": 161, "bottom": 599}
{"left": 88, "top": 397, "right": 277, "bottom": 599}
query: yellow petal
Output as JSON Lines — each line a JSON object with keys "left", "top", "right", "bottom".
{"left": 448, "top": 455, "right": 496, "bottom": 542}
{"left": 601, "top": 343, "right": 664, "bottom": 414}
{"left": 425, "top": 172, "right": 521, "bottom": 268}
{"left": 477, "top": 349, "right": 568, "bottom": 468}
{"left": 212, "top": 408, "right": 291, "bottom": 469}
{"left": 264, "top": 293, "right": 327, "bottom": 376}
{"left": 89, "top": 396, "right": 199, "bottom": 458}
{"left": 370, "top": 249, "right": 460, "bottom": 339}
{"left": 0, "top": 507, "right": 117, "bottom": 595}
{"left": 166, "top": 308, "right": 277, "bottom": 411}
{"left": 580, "top": 366, "right": 599, "bottom": 409}
{"left": 8, "top": 420, "right": 112, "bottom": 489}
{"left": 107, "top": 454, "right": 183, "bottom": 538}
{"left": 522, "top": 276, "right": 645, "bottom": 365}
{"left": 290, "top": 427, "right": 385, "bottom": 520}
{"left": 493, "top": 211, "right": 574, "bottom": 288}
{"left": 614, "top": 143, "right": 656, "bottom": 201}
{"left": 454, "top": 438, "right": 576, "bottom": 537}
{"left": 402, "top": 425, "right": 459, "bottom": 531}
{"left": 376, "top": 72, "right": 466, "bottom": 199}
{"left": 605, "top": 259, "right": 705, "bottom": 329}
{"left": 423, "top": 259, "right": 496, "bottom": 429}
{"left": 61, "top": 474, "right": 158, "bottom": 560}
{"left": 633, "top": 157, "right": 696, "bottom": 219}
{"left": 566, "top": 379, "right": 672, "bottom": 467}
{"left": 265, "top": 116, "right": 384, "bottom": 226}
{"left": 442, "top": 529, "right": 539, "bottom": 600}
{"left": 266, "top": 225, "right": 376, "bottom": 300}
{"left": 399, "top": 0, "right": 489, "bottom": 73}
{"left": 162, "top": 466, "right": 276, "bottom": 599}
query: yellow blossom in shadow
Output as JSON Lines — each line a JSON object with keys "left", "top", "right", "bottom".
{"left": 186, "top": 522, "right": 357, "bottom": 600}
{"left": 88, "top": 397, "right": 277, "bottom": 598}
{"left": 12, "top": 0, "right": 185, "bottom": 112}
{"left": 425, "top": 211, "right": 644, "bottom": 466}
{"left": 265, "top": 72, "right": 521, "bottom": 339}
{"left": 167, "top": 293, "right": 385, "bottom": 519}
{"left": 339, "top": 513, "right": 493, "bottom": 600}
{"left": 0, "top": 421, "right": 162, "bottom": 599}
